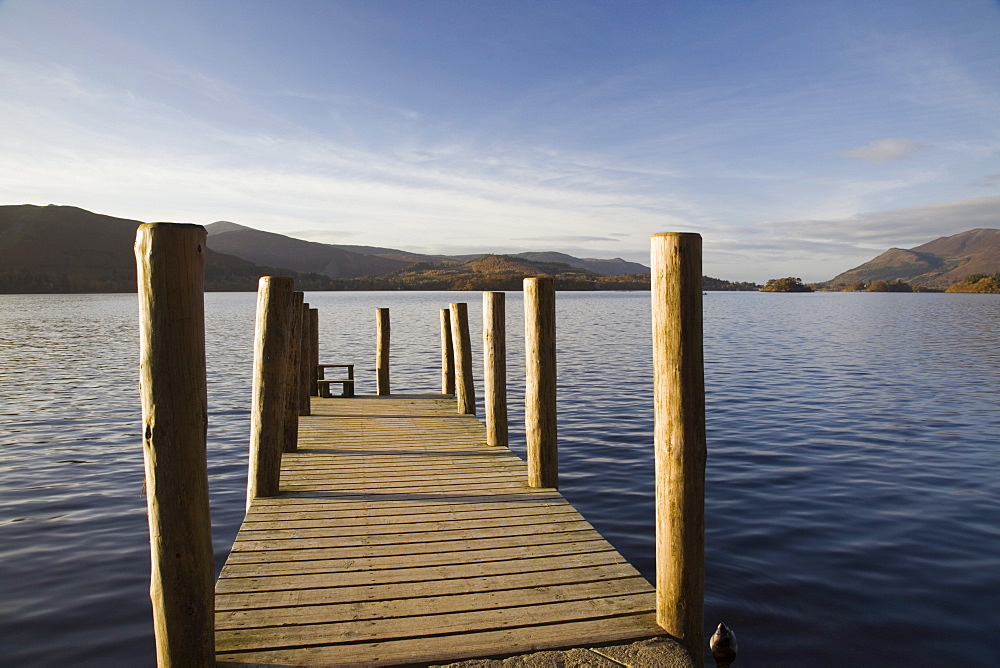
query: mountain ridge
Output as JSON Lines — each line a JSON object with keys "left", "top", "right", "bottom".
{"left": 0, "top": 205, "right": 659, "bottom": 293}
{"left": 205, "top": 222, "right": 651, "bottom": 276}
{"left": 825, "top": 228, "right": 1000, "bottom": 289}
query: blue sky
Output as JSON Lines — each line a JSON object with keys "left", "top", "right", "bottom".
{"left": 1, "top": 0, "right": 998, "bottom": 282}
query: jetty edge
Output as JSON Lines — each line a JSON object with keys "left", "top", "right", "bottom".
{"left": 135, "top": 226, "right": 706, "bottom": 666}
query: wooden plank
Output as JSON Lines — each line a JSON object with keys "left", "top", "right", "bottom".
{"left": 229, "top": 520, "right": 598, "bottom": 553}
{"left": 216, "top": 577, "right": 653, "bottom": 630}
{"left": 216, "top": 613, "right": 663, "bottom": 667}
{"left": 224, "top": 530, "right": 603, "bottom": 564}
{"left": 216, "top": 550, "right": 628, "bottom": 595}
{"left": 214, "top": 395, "right": 664, "bottom": 666}
{"left": 216, "top": 593, "right": 654, "bottom": 651}
{"left": 219, "top": 539, "right": 616, "bottom": 578}
{"left": 242, "top": 498, "right": 569, "bottom": 517}
{"left": 216, "top": 563, "right": 648, "bottom": 611}
{"left": 239, "top": 503, "right": 579, "bottom": 528}
{"left": 232, "top": 511, "right": 585, "bottom": 538}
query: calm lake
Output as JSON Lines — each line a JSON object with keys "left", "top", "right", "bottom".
{"left": 1, "top": 290, "right": 998, "bottom": 666}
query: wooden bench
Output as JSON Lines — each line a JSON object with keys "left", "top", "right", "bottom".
{"left": 316, "top": 364, "right": 354, "bottom": 398}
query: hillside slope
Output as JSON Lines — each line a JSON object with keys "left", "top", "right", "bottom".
{"left": 208, "top": 222, "right": 651, "bottom": 276}
{"left": 205, "top": 222, "right": 410, "bottom": 279}
{"left": 826, "top": 228, "right": 1000, "bottom": 289}
{"left": 0, "top": 205, "right": 337, "bottom": 292}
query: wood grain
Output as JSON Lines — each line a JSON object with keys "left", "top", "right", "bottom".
{"left": 376, "top": 307, "right": 390, "bottom": 395}
{"left": 523, "top": 277, "right": 557, "bottom": 488}
{"left": 483, "top": 291, "right": 508, "bottom": 446}
{"left": 450, "top": 302, "right": 475, "bottom": 414}
{"left": 651, "top": 232, "right": 706, "bottom": 665}
{"left": 215, "top": 395, "right": 664, "bottom": 666}
{"left": 247, "top": 277, "right": 294, "bottom": 506}
{"left": 135, "top": 222, "right": 214, "bottom": 666}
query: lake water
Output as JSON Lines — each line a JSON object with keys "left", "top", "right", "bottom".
{"left": 1, "top": 291, "right": 998, "bottom": 666}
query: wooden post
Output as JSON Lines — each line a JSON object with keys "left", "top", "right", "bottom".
{"left": 524, "top": 277, "right": 557, "bottom": 488}
{"left": 483, "top": 292, "right": 508, "bottom": 446}
{"left": 134, "top": 222, "right": 214, "bottom": 666}
{"left": 247, "top": 276, "right": 294, "bottom": 508}
{"left": 298, "top": 302, "right": 311, "bottom": 416}
{"left": 376, "top": 307, "right": 390, "bottom": 395}
{"left": 309, "top": 308, "right": 319, "bottom": 396}
{"left": 440, "top": 308, "right": 455, "bottom": 395}
{"left": 651, "top": 232, "right": 706, "bottom": 665}
{"left": 450, "top": 303, "right": 475, "bottom": 415}
{"left": 282, "top": 291, "right": 303, "bottom": 453}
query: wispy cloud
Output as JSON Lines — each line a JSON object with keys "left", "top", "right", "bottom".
{"left": 839, "top": 138, "right": 923, "bottom": 163}
{"left": 969, "top": 174, "right": 1000, "bottom": 189}
{"left": 513, "top": 235, "right": 621, "bottom": 243}
{"left": 763, "top": 195, "right": 1000, "bottom": 247}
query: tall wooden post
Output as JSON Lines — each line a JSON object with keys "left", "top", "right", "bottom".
{"left": 524, "top": 277, "right": 557, "bottom": 488}
{"left": 450, "top": 302, "right": 475, "bottom": 415}
{"left": 298, "top": 302, "right": 311, "bottom": 416}
{"left": 440, "top": 308, "right": 455, "bottom": 395}
{"left": 651, "top": 233, "right": 706, "bottom": 665}
{"left": 247, "top": 276, "right": 294, "bottom": 508}
{"left": 376, "top": 307, "right": 390, "bottom": 395}
{"left": 483, "top": 292, "right": 508, "bottom": 446}
{"left": 309, "top": 308, "right": 319, "bottom": 396}
{"left": 134, "top": 223, "right": 214, "bottom": 666}
{"left": 283, "top": 291, "right": 303, "bottom": 453}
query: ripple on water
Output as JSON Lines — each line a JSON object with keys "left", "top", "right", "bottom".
{"left": 1, "top": 291, "right": 999, "bottom": 666}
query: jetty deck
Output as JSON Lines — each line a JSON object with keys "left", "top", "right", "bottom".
{"left": 214, "top": 394, "right": 665, "bottom": 666}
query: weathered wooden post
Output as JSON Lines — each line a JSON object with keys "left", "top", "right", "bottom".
{"left": 376, "top": 307, "right": 390, "bottom": 395}
{"left": 283, "top": 291, "right": 303, "bottom": 453}
{"left": 450, "top": 302, "right": 475, "bottom": 415}
{"left": 483, "top": 292, "right": 508, "bottom": 446}
{"left": 309, "top": 308, "right": 319, "bottom": 396}
{"left": 440, "top": 308, "right": 456, "bottom": 395}
{"left": 651, "top": 232, "right": 706, "bottom": 665}
{"left": 299, "top": 302, "right": 311, "bottom": 416}
{"left": 524, "top": 277, "right": 557, "bottom": 488}
{"left": 247, "top": 276, "right": 294, "bottom": 508}
{"left": 134, "top": 222, "right": 214, "bottom": 666}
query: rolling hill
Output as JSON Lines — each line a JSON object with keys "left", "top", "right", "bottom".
{"left": 825, "top": 228, "right": 1000, "bottom": 289}
{"left": 206, "top": 222, "right": 651, "bottom": 277}
{"left": 0, "top": 205, "right": 339, "bottom": 292}
{"left": 2, "top": 203, "right": 756, "bottom": 293}
{"left": 205, "top": 222, "right": 411, "bottom": 279}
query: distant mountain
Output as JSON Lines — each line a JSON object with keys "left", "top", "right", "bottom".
{"left": 0, "top": 205, "right": 339, "bottom": 293}
{"left": 826, "top": 228, "right": 1000, "bottom": 289}
{"left": 208, "top": 222, "right": 651, "bottom": 277}
{"left": 0, "top": 204, "right": 737, "bottom": 294}
{"left": 205, "top": 221, "right": 410, "bottom": 278}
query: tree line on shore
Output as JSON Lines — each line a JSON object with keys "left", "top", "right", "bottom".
{"left": 759, "top": 274, "right": 1000, "bottom": 293}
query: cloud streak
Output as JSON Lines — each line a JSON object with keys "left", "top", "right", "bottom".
{"left": 840, "top": 138, "right": 923, "bottom": 163}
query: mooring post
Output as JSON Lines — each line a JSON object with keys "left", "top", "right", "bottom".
{"left": 134, "top": 222, "right": 215, "bottom": 666}
{"left": 376, "top": 307, "right": 390, "bottom": 395}
{"left": 524, "top": 277, "right": 557, "bottom": 488}
{"left": 248, "top": 276, "right": 294, "bottom": 508}
{"left": 309, "top": 308, "right": 319, "bottom": 396}
{"left": 651, "top": 232, "right": 706, "bottom": 665}
{"left": 298, "top": 302, "right": 311, "bottom": 416}
{"left": 440, "top": 308, "right": 456, "bottom": 395}
{"left": 450, "top": 302, "right": 475, "bottom": 415}
{"left": 483, "top": 292, "right": 508, "bottom": 446}
{"left": 283, "top": 291, "right": 304, "bottom": 453}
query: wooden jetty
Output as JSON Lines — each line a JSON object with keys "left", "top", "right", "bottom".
{"left": 215, "top": 394, "right": 664, "bottom": 666}
{"left": 134, "top": 225, "right": 705, "bottom": 667}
